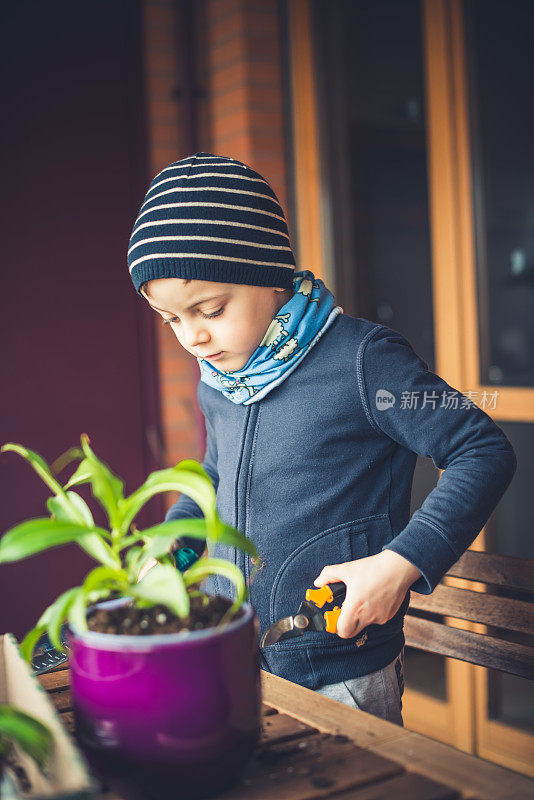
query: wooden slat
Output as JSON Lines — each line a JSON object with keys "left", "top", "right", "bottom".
{"left": 405, "top": 616, "right": 534, "bottom": 679}
{"left": 372, "top": 730, "right": 534, "bottom": 800}
{"left": 446, "top": 550, "right": 534, "bottom": 593}
{"left": 262, "top": 672, "right": 407, "bottom": 750}
{"left": 48, "top": 687, "right": 73, "bottom": 712}
{"left": 409, "top": 583, "right": 534, "bottom": 635}
{"left": 58, "top": 709, "right": 75, "bottom": 734}
{"left": 38, "top": 668, "right": 70, "bottom": 692}
{"left": 221, "top": 732, "right": 403, "bottom": 800}
{"left": 333, "top": 771, "right": 460, "bottom": 799}
{"left": 261, "top": 712, "right": 318, "bottom": 745}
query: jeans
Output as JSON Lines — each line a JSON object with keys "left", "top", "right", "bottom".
{"left": 315, "top": 647, "right": 405, "bottom": 726}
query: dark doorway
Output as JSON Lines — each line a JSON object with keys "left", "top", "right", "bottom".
{"left": 0, "top": 1, "right": 163, "bottom": 638}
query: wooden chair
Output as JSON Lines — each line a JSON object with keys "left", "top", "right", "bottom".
{"left": 405, "top": 549, "right": 534, "bottom": 680}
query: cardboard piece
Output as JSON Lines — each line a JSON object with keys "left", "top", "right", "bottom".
{"left": 0, "top": 634, "right": 97, "bottom": 799}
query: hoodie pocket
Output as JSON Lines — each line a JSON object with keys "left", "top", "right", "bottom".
{"left": 267, "top": 514, "right": 389, "bottom": 637}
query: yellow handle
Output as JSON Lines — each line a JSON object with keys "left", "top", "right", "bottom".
{"left": 305, "top": 585, "right": 334, "bottom": 608}
{"left": 323, "top": 606, "right": 342, "bottom": 633}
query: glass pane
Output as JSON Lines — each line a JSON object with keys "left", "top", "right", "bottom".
{"left": 488, "top": 671, "right": 534, "bottom": 735}
{"left": 410, "top": 456, "right": 440, "bottom": 517}
{"left": 407, "top": 458, "right": 446, "bottom": 701}
{"left": 486, "top": 421, "right": 534, "bottom": 560}
{"left": 404, "top": 648, "right": 447, "bottom": 702}
{"left": 484, "top": 421, "right": 534, "bottom": 733}
{"left": 464, "top": 0, "right": 534, "bottom": 387}
{"left": 311, "top": 0, "right": 435, "bottom": 370}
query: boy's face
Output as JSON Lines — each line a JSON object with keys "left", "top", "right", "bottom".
{"left": 141, "top": 278, "right": 293, "bottom": 372}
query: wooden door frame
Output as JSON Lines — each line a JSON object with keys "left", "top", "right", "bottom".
{"left": 423, "top": 0, "right": 534, "bottom": 422}
{"left": 285, "top": 0, "right": 333, "bottom": 290}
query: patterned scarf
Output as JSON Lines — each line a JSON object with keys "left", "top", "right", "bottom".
{"left": 197, "top": 270, "right": 343, "bottom": 404}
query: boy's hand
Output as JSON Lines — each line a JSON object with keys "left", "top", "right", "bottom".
{"left": 313, "top": 550, "right": 422, "bottom": 639}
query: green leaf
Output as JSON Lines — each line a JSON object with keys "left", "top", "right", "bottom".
{"left": 20, "top": 625, "right": 48, "bottom": 663}
{"left": 64, "top": 457, "right": 124, "bottom": 529}
{"left": 47, "top": 587, "right": 80, "bottom": 652}
{"left": 83, "top": 565, "right": 127, "bottom": 596}
{"left": 77, "top": 534, "right": 121, "bottom": 570}
{"left": 184, "top": 557, "right": 247, "bottom": 611}
{"left": 47, "top": 490, "right": 95, "bottom": 527}
{"left": 63, "top": 434, "right": 125, "bottom": 529}
{"left": 1, "top": 443, "right": 65, "bottom": 498}
{"left": 50, "top": 445, "right": 84, "bottom": 476}
{"left": 119, "top": 462, "right": 218, "bottom": 536}
{"left": 124, "top": 546, "right": 144, "bottom": 582}
{"left": 175, "top": 459, "right": 216, "bottom": 480}
{"left": 117, "top": 533, "right": 145, "bottom": 551}
{"left": 139, "top": 519, "right": 257, "bottom": 569}
{"left": 0, "top": 518, "right": 112, "bottom": 563}
{"left": 19, "top": 599, "right": 58, "bottom": 662}
{"left": 129, "top": 565, "right": 189, "bottom": 619}
{"left": 67, "top": 588, "right": 89, "bottom": 634}
{"left": 63, "top": 459, "right": 93, "bottom": 489}
{"left": 0, "top": 706, "right": 53, "bottom": 770}
{"left": 81, "top": 434, "right": 124, "bottom": 499}
{"left": 1, "top": 443, "right": 94, "bottom": 529}
{"left": 138, "top": 520, "right": 204, "bottom": 563}
{"left": 212, "top": 520, "right": 258, "bottom": 557}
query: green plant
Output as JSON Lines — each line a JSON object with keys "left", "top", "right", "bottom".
{"left": 0, "top": 434, "right": 258, "bottom": 662}
{"left": 0, "top": 704, "right": 53, "bottom": 773}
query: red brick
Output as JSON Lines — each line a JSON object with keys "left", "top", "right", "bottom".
{"left": 145, "top": 4, "right": 175, "bottom": 29}
{"left": 213, "top": 130, "right": 284, "bottom": 152}
{"left": 213, "top": 109, "right": 283, "bottom": 139}
{"left": 145, "top": 49, "right": 177, "bottom": 75}
{"left": 141, "top": 0, "right": 288, "bottom": 464}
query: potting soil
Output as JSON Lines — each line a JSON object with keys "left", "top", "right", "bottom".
{"left": 86, "top": 595, "right": 244, "bottom": 636}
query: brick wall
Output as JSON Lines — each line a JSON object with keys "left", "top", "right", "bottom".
{"left": 141, "top": 0, "right": 291, "bottom": 514}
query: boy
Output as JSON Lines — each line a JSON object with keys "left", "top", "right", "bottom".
{"left": 128, "top": 152, "right": 516, "bottom": 726}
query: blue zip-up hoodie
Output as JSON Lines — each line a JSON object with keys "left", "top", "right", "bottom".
{"left": 165, "top": 313, "right": 517, "bottom": 690}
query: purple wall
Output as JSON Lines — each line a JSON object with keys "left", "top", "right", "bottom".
{"left": 0, "top": 1, "right": 165, "bottom": 638}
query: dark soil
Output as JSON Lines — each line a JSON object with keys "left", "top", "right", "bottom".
{"left": 86, "top": 594, "right": 245, "bottom": 636}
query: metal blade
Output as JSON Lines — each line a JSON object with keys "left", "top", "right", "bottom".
{"left": 260, "top": 616, "right": 303, "bottom": 647}
{"left": 260, "top": 600, "right": 327, "bottom": 646}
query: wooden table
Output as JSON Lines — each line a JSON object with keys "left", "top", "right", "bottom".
{"left": 39, "top": 666, "right": 534, "bottom": 800}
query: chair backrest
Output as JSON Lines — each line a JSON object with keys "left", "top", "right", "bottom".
{"left": 405, "top": 549, "right": 534, "bottom": 680}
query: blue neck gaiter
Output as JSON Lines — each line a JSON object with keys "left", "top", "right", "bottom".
{"left": 197, "top": 270, "right": 343, "bottom": 405}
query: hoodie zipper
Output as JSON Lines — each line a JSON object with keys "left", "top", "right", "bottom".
{"left": 234, "top": 404, "right": 258, "bottom": 582}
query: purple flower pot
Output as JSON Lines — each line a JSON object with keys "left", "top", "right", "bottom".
{"left": 68, "top": 600, "right": 261, "bottom": 800}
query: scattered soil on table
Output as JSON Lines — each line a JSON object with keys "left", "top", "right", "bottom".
{"left": 87, "top": 594, "right": 244, "bottom": 636}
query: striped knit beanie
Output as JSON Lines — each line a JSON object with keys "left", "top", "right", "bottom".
{"left": 128, "top": 152, "right": 296, "bottom": 294}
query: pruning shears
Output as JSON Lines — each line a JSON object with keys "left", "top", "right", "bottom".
{"left": 260, "top": 581, "right": 349, "bottom": 647}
